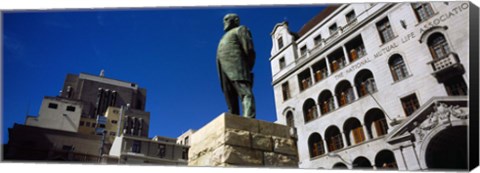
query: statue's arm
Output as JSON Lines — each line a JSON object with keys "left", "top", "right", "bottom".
{"left": 238, "top": 26, "right": 256, "bottom": 70}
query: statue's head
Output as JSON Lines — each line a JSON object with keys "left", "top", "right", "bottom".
{"left": 223, "top": 13, "right": 240, "bottom": 31}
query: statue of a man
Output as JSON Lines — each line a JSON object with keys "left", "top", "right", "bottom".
{"left": 216, "top": 13, "right": 256, "bottom": 119}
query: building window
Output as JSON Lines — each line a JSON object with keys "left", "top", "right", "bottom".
{"left": 182, "top": 148, "right": 189, "bottom": 160}
{"left": 303, "top": 99, "right": 318, "bottom": 123}
{"left": 282, "top": 82, "right": 291, "bottom": 101}
{"left": 92, "top": 123, "right": 97, "bottom": 128}
{"left": 157, "top": 144, "right": 166, "bottom": 158}
{"left": 113, "top": 109, "right": 119, "bottom": 114}
{"left": 428, "top": 33, "right": 451, "bottom": 59}
{"left": 373, "top": 118, "right": 389, "bottom": 137}
{"left": 79, "top": 121, "right": 85, "bottom": 126}
{"left": 346, "top": 35, "right": 366, "bottom": 62}
{"left": 319, "top": 90, "right": 335, "bottom": 114}
{"left": 328, "top": 48, "right": 346, "bottom": 73}
{"left": 277, "top": 37, "right": 284, "bottom": 49}
{"left": 314, "top": 35, "right": 322, "bottom": 46}
{"left": 111, "top": 120, "right": 118, "bottom": 124}
{"left": 329, "top": 23, "right": 338, "bottom": 35}
{"left": 412, "top": 3, "right": 435, "bottom": 22}
{"left": 109, "top": 131, "right": 116, "bottom": 136}
{"left": 132, "top": 140, "right": 141, "bottom": 153}
{"left": 298, "top": 69, "right": 312, "bottom": 91}
{"left": 335, "top": 81, "right": 356, "bottom": 107}
{"left": 286, "top": 111, "right": 294, "bottom": 127}
{"left": 279, "top": 57, "right": 286, "bottom": 70}
{"left": 86, "top": 122, "right": 91, "bottom": 127}
{"left": 389, "top": 54, "right": 409, "bottom": 81}
{"left": 346, "top": 10, "right": 356, "bottom": 23}
{"left": 308, "top": 133, "right": 325, "bottom": 158}
{"left": 401, "top": 94, "right": 420, "bottom": 116}
{"left": 326, "top": 126, "right": 344, "bottom": 152}
{"left": 66, "top": 106, "right": 76, "bottom": 112}
{"left": 184, "top": 137, "right": 189, "bottom": 145}
{"left": 355, "top": 70, "right": 377, "bottom": 97}
{"left": 312, "top": 59, "right": 328, "bottom": 82}
{"left": 444, "top": 77, "right": 468, "bottom": 96}
{"left": 48, "top": 103, "right": 58, "bottom": 109}
{"left": 376, "top": 17, "right": 395, "bottom": 43}
{"left": 300, "top": 45, "right": 308, "bottom": 57}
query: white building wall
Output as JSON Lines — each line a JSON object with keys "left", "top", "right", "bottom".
{"left": 269, "top": 2, "right": 471, "bottom": 170}
{"left": 26, "top": 97, "right": 82, "bottom": 132}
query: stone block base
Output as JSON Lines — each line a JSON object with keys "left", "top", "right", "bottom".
{"left": 188, "top": 113, "right": 298, "bottom": 167}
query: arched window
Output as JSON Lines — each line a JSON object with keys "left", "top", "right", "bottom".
{"left": 286, "top": 111, "right": 294, "bottom": 127}
{"left": 428, "top": 33, "right": 451, "bottom": 59}
{"left": 375, "top": 150, "right": 398, "bottom": 169}
{"left": 325, "top": 126, "right": 344, "bottom": 152}
{"left": 388, "top": 54, "right": 409, "bottom": 81}
{"left": 364, "top": 108, "right": 389, "bottom": 138}
{"left": 308, "top": 133, "right": 325, "bottom": 158}
{"left": 353, "top": 156, "right": 373, "bottom": 169}
{"left": 343, "top": 118, "right": 366, "bottom": 146}
{"left": 335, "top": 80, "right": 355, "bottom": 107}
{"left": 303, "top": 99, "right": 318, "bottom": 123}
{"left": 354, "top": 69, "right": 377, "bottom": 97}
{"left": 318, "top": 90, "right": 335, "bottom": 114}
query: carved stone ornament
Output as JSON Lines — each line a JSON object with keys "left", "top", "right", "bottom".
{"left": 412, "top": 102, "right": 468, "bottom": 142}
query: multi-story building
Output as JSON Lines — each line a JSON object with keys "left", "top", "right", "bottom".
{"left": 269, "top": 2, "right": 471, "bottom": 170}
{"left": 5, "top": 72, "right": 152, "bottom": 162}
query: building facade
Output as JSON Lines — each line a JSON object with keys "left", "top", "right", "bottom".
{"left": 105, "top": 135, "right": 189, "bottom": 165}
{"left": 5, "top": 72, "right": 153, "bottom": 163}
{"left": 269, "top": 2, "right": 470, "bottom": 170}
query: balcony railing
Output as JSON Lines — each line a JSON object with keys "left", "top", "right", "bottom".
{"left": 429, "top": 53, "right": 460, "bottom": 73}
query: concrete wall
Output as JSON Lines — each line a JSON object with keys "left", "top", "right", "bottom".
{"left": 26, "top": 97, "right": 82, "bottom": 132}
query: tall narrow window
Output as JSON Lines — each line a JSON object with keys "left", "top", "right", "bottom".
{"left": 277, "top": 37, "right": 284, "bottom": 49}
{"left": 428, "top": 33, "right": 451, "bottom": 59}
{"left": 376, "top": 17, "right": 395, "bottom": 43}
{"left": 308, "top": 133, "right": 325, "bottom": 158}
{"left": 279, "top": 57, "right": 286, "bottom": 70}
{"left": 157, "top": 144, "right": 166, "bottom": 158}
{"left": 314, "top": 35, "right": 322, "bottom": 46}
{"left": 412, "top": 3, "right": 435, "bottom": 22}
{"left": 182, "top": 148, "right": 189, "bottom": 160}
{"left": 286, "top": 111, "right": 294, "bottom": 127}
{"left": 389, "top": 55, "right": 409, "bottom": 81}
{"left": 444, "top": 77, "right": 468, "bottom": 96}
{"left": 132, "top": 140, "right": 141, "bottom": 153}
{"left": 282, "top": 82, "right": 291, "bottom": 101}
{"left": 401, "top": 94, "right": 420, "bottom": 116}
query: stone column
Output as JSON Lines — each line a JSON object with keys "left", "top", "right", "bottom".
{"left": 340, "top": 131, "right": 348, "bottom": 148}
{"left": 325, "top": 57, "right": 332, "bottom": 76}
{"left": 333, "top": 95, "right": 340, "bottom": 109}
{"left": 351, "top": 85, "right": 358, "bottom": 101}
{"left": 362, "top": 124, "right": 370, "bottom": 140}
{"left": 322, "top": 139, "right": 329, "bottom": 154}
{"left": 342, "top": 45, "right": 350, "bottom": 64}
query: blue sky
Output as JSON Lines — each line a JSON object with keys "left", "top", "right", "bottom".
{"left": 2, "top": 5, "right": 326, "bottom": 142}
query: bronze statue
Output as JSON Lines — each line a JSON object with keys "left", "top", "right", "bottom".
{"left": 216, "top": 13, "right": 256, "bottom": 119}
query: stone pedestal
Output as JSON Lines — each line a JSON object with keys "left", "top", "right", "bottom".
{"left": 188, "top": 113, "right": 298, "bottom": 167}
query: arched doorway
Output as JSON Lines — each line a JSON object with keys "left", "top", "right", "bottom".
{"left": 425, "top": 126, "right": 467, "bottom": 170}
{"left": 333, "top": 162, "right": 348, "bottom": 169}
{"left": 375, "top": 150, "right": 398, "bottom": 169}
{"left": 353, "top": 156, "right": 372, "bottom": 169}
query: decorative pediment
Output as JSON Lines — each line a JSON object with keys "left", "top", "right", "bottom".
{"left": 386, "top": 96, "right": 468, "bottom": 145}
